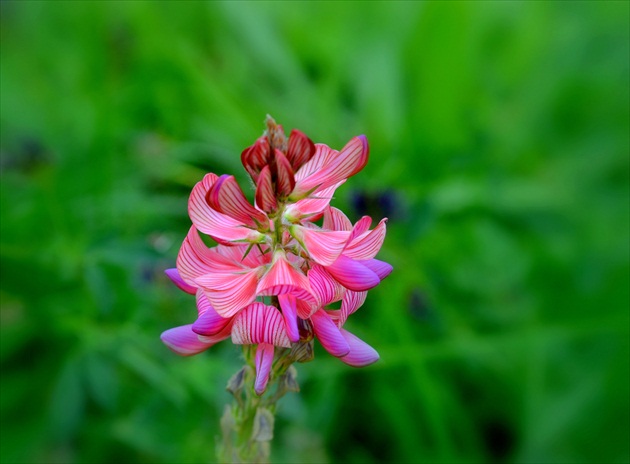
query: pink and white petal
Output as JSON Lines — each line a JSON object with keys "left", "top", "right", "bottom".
{"left": 338, "top": 329, "right": 379, "bottom": 367}
{"left": 254, "top": 343, "right": 274, "bottom": 395}
{"left": 344, "top": 218, "right": 388, "bottom": 260}
{"left": 273, "top": 149, "right": 296, "bottom": 197}
{"left": 291, "top": 226, "right": 350, "bottom": 266}
{"left": 164, "top": 268, "right": 196, "bottom": 294}
{"left": 193, "top": 292, "right": 232, "bottom": 335}
{"left": 161, "top": 324, "right": 214, "bottom": 356}
{"left": 339, "top": 290, "right": 368, "bottom": 326}
{"left": 257, "top": 255, "right": 315, "bottom": 302}
{"left": 189, "top": 175, "right": 261, "bottom": 243}
{"left": 195, "top": 269, "right": 261, "bottom": 317}
{"left": 361, "top": 259, "right": 393, "bottom": 281}
{"left": 284, "top": 182, "right": 344, "bottom": 221}
{"left": 308, "top": 264, "right": 346, "bottom": 306}
{"left": 311, "top": 310, "right": 350, "bottom": 357}
{"left": 278, "top": 294, "right": 299, "bottom": 343}
{"left": 215, "top": 243, "right": 271, "bottom": 269}
{"left": 255, "top": 165, "right": 277, "bottom": 212}
{"left": 231, "top": 303, "right": 291, "bottom": 347}
{"left": 197, "top": 320, "right": 234, "bottom": 344}
{"left": 323, "top": 207, "right": 353, "bottom": 232}
{"left": 286, "top": 129, "right": 315, "bottom": 169}
{"left": 327, "top": 255, "right": 380, "bottom": 291}
{"left": 294, "top": 143, "right": 339, "bottom": 183}
{"left": 348, "top": 216, "right": 373, "bottom": 242}
{"left": 296, "top": 299, "right": 318, "bottom": 319}
{"left": 207, "top": 175, "right": 268, "bottom": 227}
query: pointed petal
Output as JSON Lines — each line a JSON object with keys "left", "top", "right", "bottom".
{"left": 189, "top": 174, "right": 262, "bottom": 242}
{"left": 160, "top": 325, "right": 214, "bottom": 356}
{"left": 361, "top": 259, "right": 393, "bottom": 281}
{"left": 231, "top": 303, "right": 291, "bottom": 347}
{"left": 193, "top": 292, "right": 232, "bottom": 335}
{"left": 254, "top": 343, "right": 274, "bottom": 395}
{"left": 327, "top": 255, "right": 380, "bottom": 291}
{"left": 255, "top": 165, "right": 277, "bottom": 213}
{"left": 164, "top": 268, "right": 196, "bottom": 294}
{"left": 339, "top": 290, "right": 368, "bottom": 326}
{"left": 308, "top": 264, "right": 346, "bottom": 306}
{"left": 338, "top": 329, "right": 379, "bottom": 367}
{"left": 286, "top": 129, "right": 315, "bottom": 170}
{"left": 284, "top": 182, "right": 344, "bottom": 221}
{"left": 207, "top": 174, "right": 268, "bottom": 227}
{"left": 323, "top": 207, "right": 353, "bottom": 232}
{"left": 278, "top": 294, "right": 299, "bottom": 343}
{"left": 344, "top": 218, "right": 387, "bottom": 260}
{"left": 257, "top": 255, "right": 315, "bottom": 302}
{"left": 195, "top": 269, "right": 260, "bottom": 317}
{"left": 348, "top": 216, "right": 373, "bottom": 242}
{"left": 294, "top": 143, "right": 339, "bottom": 182}
{"left": 311, "top": 310, "right": 350, "bottom": 357}
{"left": 291, "top": 226, "right": 350, "bottom": 266}
{"left": 273, "top": 149, "right": 296, "bottom": 197}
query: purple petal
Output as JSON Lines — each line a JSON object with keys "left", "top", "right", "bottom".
{"left": 255, "top": 343, "right": 274, "bottom": 395}
{"left": 192, "top": 292, "right": 232, "bottom": 336}
{"left": 160, "top": 325, "right": 214, "bottom": 356}
{"left": 311, "top": 310, "right": 350, "bottom": 357}
{"left": 164, "top": 268, "right": 197, "bottom": 294}
{"left": 361, "top": 259, "right": 393, "bottom": 281}
{"left": 327, "top": 255, "right": 380, "bottom": 291}
{"left": 338, "top": 329, "right": 379, "bottom": 367}
{"left": 278, "top": 294, "right": 299, "bottom": 343}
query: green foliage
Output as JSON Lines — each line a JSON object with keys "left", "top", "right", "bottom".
{"left": 1, "top": 1, "right": 628, "bottom": 463}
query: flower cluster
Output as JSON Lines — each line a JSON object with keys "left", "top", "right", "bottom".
{"left": 161, "top": 117, "right": 392, "bottom": 395}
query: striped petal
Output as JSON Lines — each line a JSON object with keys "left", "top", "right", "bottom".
{"left": 160, "top": 324, "right": 214, "bottom": 356}
{"left": 339, "top": 290, "right": 368, "bottom": 326}
{"left": 311, "top": 310, "right": 350, "bottom": 357}
{"left": 273, "top": 149, "right": 296, "bottom": 197}
{"left": 189, "top": 174, "right": 263, "bottom": 243}
{"left": 323, "top": 206, "right": 353, "bottom": 232}
{"left": 284, "top": 182, "right": 344, "bottom": 221}
{"left": 231, "top": 303, "right": 291, "bottom": 348}
{"left": 290, "top": 225, "right": 350, "bottom": 266}
{"left": 338, "top": 329, "right": 379, "bottom": 367}
{"left": 164, "top": 268, "right": 196, "bottom": 294}
{"left": 278, "top": 294, "right": 299, "bottom": 343}
{"left": 344, "top": 218, "right": 387, "bottom": 260}
{"left": 257, "top": 254, "right": 315, "bottom": 302}
{"left": 207, "top": 174, "right": 268, "bottom": 228}
{"left": 195, "top": 269, "right": 261, "bottom": 317}
{"left": 294, "top": 144, "right": 339, "bottom": 182}
{"left": 308, "top": 264, "right": 346, "bottom": 306}
{"left": 286, "top": 129, "right": 315, "bottom": 170}
{"left": 361, "top": 259, "right": 393, "bottom": 281}
{"left": 255, "top": 165, "right": 277, "bottom": 213}
{"left": 193, "top": 291, "right": 232, "bottom": 335}
{"left": 254, "top": 343, "right": 274, "bottom": 396}
{"left": 348, "top": 216, "right": 373, "bottom": 242}
{"left": 327, "top": 255, "right": 380, "bottom": 291}
{"left": 241, "top": 136, "right": 271, "bottom": 182}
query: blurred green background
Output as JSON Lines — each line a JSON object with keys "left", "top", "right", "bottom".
{"left": 1, "top": 1, "right": 628, "bottom": 463}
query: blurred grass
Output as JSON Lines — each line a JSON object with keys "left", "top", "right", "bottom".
{"left": 1, "top": 1, "right": 628, "bottom": 463}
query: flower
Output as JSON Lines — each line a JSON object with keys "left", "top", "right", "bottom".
{"left": 161, "top": 117, "right": 392, "bottom": 395}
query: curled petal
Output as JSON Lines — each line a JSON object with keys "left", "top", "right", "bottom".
{"left": 207, "top": 175, "right": 268, "bottom": 227}
{"left": 344, "top": 218, "right": 387, "bottom": 260}
{"left": 241, "top": 136, "right": 271, "bottom": 182}
{"left": 348, "top": 216, "right": 373, "bottom": 242}
{"left": 361, "top": 259, "right": 393, "bottom": 281}
{"left": 291, "top": 226, "right": 350, "bottom": 266}
{"left": 327, "top": 255, "right": 380, "bottom": 291}
{"left": 286, "top": 129, "right": 315, "bottom": 170}
{"left": 273, "top": 149, "right": 296, "bottom": 197}
{"left": 161, "top": 325, "right": 214, "bottom": 356}
{"left": 257, "top": 254, "right": 315, "bottom": 302}
{"left": 308, "top": 264, "right": 346, "bottom": 306}
{"left": 189, "top": 174, "right": 263, "bottom": 243}
{"left": 311, "top": 310, "right": 350, "bottom": 357}
{"left": 338, "top": 329, "right": 379, "bottom": 367}
{"left": 195, "top": 269, "right": 261, "bottom": 317}
{"left": 164, "top": 268, "right": 196, "bottom": 294}
{"left": 193, "top": 291, "right": 232, "bottom": 335}
{"left": 255, "top": 165, "right": 277, "bottom": 213}
{"left": 323, "top": 207, "right": 353, "bottom": 232}
{"left": 254, "top": 343, "right": 274, "bottom": 396}
{"left": 339, "top": 290, "right": 368, "bottom": 326}
{"left": 278, "top": 294, "right": 299, "bottom": 343}
{"left": 231, "top": 303, "right": 291, "bottom": 348}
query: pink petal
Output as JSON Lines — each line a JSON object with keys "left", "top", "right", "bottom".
{"left": 231, "top": 303, "right": 291, "bottom": 348}
{"left": 339, "top": 290, "right": 368, "bottom": 326}
{"left": 241, "top": 136, "right": 271, "bottom": 182}
{"left": 308, "top": 264, "right": 346, "bottom": 306}
{"left": 344, "top": 218, "right": 387, "bottom": 260}
{"left": 254, "top": 343, "right": 274, "bottom": 395}
{"left": 338, "top": 329, "right": 379, "bottom": 367}
{"left": 195, "top": 269, "right": 261, "bottom": 317}
{"left": 257, "top": 254, "right": 316, "bottom": 302}
{"left": 273, "top": 149, "right": 296, "bottom": 197}
{"left": 294, "top": 143, "right": 339, "bottom": 182}
{"left": 160, "top": 325, "right": 214, "bottom": 356}
{"left": 278, "top": 294, "right": 299, "bottom": 343}
{"left": 189, "top": 174, "right": 263, "bottom": 243}
{"left": 290, "top": 225, "right": 350, "bottom": 266}
{"left": 164, "top": 268, "right": 196, "bottom": 294}
{"left": 193, "top": 292, "right": 232, "bottom": 335}
{"left": 361, "top": 259, "right": 393, "bottom": 281}
{"left": 311, "top": 310, "right": 350, "bottom": 357}
{"left": 284, "top": 182, "right": 344, "bottom": 221}
{"left": 255, "top": 165, "right": 277, "bottom": 213}
{"left": 207, "top": 175, "right": 268, "bottom": 228}
{"left": 323, "top": 207, "right": 353, "bottom": 232}
{"left": 348, "top": 216, "right": 373, "bottom": 242}
{"left": 215, "top": 243, "right": 271, "bottom": 269}
{"left": 327, "top": 255, "right": 380, "bottom": 291}
{"left": 286, "top": 129, "right": 315, "bottom": 170}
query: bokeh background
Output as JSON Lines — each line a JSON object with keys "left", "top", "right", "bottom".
{"left": 1, "top": 1, "right": 628, "bottom": 463}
